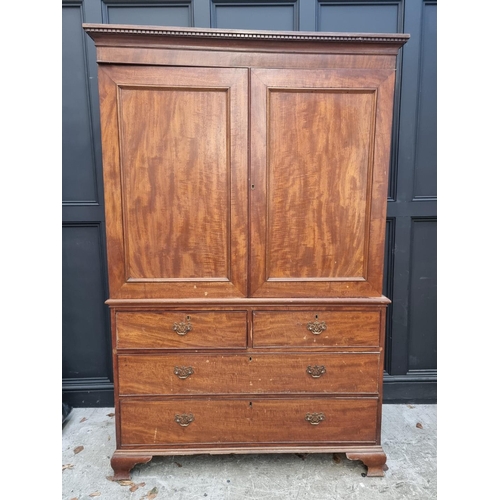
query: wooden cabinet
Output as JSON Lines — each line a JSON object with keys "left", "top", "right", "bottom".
{"left": 84, "top": 24, "right": 408, "bottom": 480}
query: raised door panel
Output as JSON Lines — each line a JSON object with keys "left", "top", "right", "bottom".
{"left": 98, "top": 66, "right": 248, "bottom": 298}
{"left": 211, "top": 1, "right": 298, "bottom": 31}
{"left": 413, "top": 1, "right": 437, "bottom": 199}
{"left": 62, "top": 4, "right": 98, "bottom": 204}
{"left": 250, "top": 68, "right": 396, "bottom": 297}
{"left": 102, "top": 1, "right": 193, "bottom": 27}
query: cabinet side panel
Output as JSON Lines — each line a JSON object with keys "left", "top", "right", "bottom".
{"left": 98, "top": 67, "right": 125, "bottom": 298}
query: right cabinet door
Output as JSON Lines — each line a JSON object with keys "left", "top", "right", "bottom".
{"left": 250, "top": 68, "right": 396, "bottom": 298}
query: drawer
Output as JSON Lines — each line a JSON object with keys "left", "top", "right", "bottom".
{"left": 115, "top": 311, "right": 247, "bottom": 349}
{"left": 252, "top": 310, "right": 381, "bottom": 347}
{"left": 118, "top": 353, "right": 380, "bottom": 395}
{"left": 120, "top": 398, "right": 378, "bottom": 445}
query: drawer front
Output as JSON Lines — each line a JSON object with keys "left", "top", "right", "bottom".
{"left": 116, "top": 311, "right": 247, "bottom": 349}
{"left": 118, "top": 353, "right": 379, "bottom": 395}
{"left": 120, "top": 398, "right": 378, "bottom": 445}
{"left": 252, "top": 311, "right": 381, "bottom": 347}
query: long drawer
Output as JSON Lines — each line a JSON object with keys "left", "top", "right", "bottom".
{"left": 116, "top": 311, "right": 247, "bottom": 349}
{"left": 120, "top": 398, "right": 378, "bottom": 445}
{"left": 118, "top": 352, "right": 380, "bottom": 395}
{"left": 252, "top": 310, "right": 381, "bottom": 347}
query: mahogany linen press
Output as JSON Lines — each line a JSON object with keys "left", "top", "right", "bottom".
{"left": 83, "top": 24, "right": 409, "bottom": 479}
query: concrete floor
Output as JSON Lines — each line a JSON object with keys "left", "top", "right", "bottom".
{"left": 62, "top": 405, "right": 436, "bottom": 500}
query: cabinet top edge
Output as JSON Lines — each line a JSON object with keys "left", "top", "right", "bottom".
{"left": 82, "top": 23, "right": 409, "bottom": 47}
{"left": 105, "top": 297, "right": 391, "bottom": 306}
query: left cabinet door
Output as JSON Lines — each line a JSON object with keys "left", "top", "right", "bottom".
{"left": 98, "top": 66, "right": 248, "bottom": 299}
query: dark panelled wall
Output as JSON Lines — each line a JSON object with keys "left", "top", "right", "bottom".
{"left": 62, "top": 0, "right": 437, "bottom": 406}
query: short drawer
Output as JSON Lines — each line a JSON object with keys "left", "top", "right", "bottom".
{"left": 252, "top": 310, "right": 381, "bottom": 347}
{"left": 116, "top": 311, "right": 247, "bottom": 349}
{"left": 118, "top": 352, "right": 379, "bottom": 395}
{"left": 120, "top": 398, "right": 378, "bottom": 445}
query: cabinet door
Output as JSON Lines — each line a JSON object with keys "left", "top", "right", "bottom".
{"left": 250, "top": 68, "right": 395, "bottom": 298}
{"left": 99, "top": 66, "right": 248, "bottom": 299}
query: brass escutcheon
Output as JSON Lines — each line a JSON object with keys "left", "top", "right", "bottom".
{"left": 175, "top": 413, "right": 195, "bottom": 427}
{"left": 174, "top": 366, "right": 194, "bottom": 379}
{"left": 307, "top": 315, "right": 327, "bottom": 335}
{"left": 305, "top": 412, "right": 326, "bottom": 425}
{"left": 173, "top": 316, "right": 192, "bottom": 336}
{"left": 306, "top": 365, "right": 326, "bottom": 378}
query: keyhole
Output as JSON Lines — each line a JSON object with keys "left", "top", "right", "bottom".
{"left": 315, "top": 315, "right": 318, "bottom": 320}
{"left": 251, "top": 184, "right": 255, "bottom": 190}
{"left": 249, "top": 402, "right": 252, "bottom": 407}
{"left": 249, "top": 357, "right": 252, "bottom": 361}
{"left": 186, "top": 315, "right": 190, "bottom": 321}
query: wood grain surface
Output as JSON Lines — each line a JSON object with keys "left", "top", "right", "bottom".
{"left": 267, "top": 89, "right": 374, "bottom": 279}
{"left": 98, "top": 65, "right": 248, "bottom": 299}
{"left": 116, "top": 311, "right": 247, "bottom": 349}
{"left": 249, "top": 68, "right": 396, "bottom": 297}
{"left": 120, "top": 398, "right": 378, "bottom": 445}
{"left": 252, "top": 310, "right": 380, "bottom": 347}
{"left": 119, "top": 86, "right": 229, "bottom": 280}
{"left": 118, "top": 352, "right": 380, "bottom": 395}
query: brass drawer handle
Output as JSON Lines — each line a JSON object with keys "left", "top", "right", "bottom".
{"left": 307, "top": 315, "right": 327, "bottom": 335}
{"left": 305, "top": 412, "right": 326, "bottom": 425}
{"left": 174, "top": 366, "right": 194, "bottom": 379}
{"left": 306, "top": 365, "right": 326, "bottom": 378}
{"left": 173, "top": 315, "right": 192, "bottom": 336}
{"left": 175, "top": 413, "right": 195, "bottom": 427}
